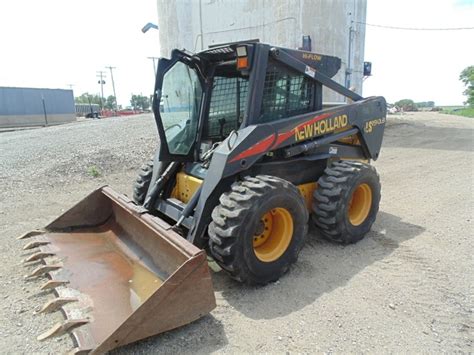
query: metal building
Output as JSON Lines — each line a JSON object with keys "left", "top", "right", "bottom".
{"left": 157, "top": 0, "right": 367, "bottom": 102}
{"left": 0, "top": 87, "right": 75, "bottom": 128}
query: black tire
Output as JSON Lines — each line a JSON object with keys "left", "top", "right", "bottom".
{"left": 312, "top": 160, "right": 381, "bottom": 244}
{"left": 208, "top": 175, "right": 308, "bottom": 285}
{"left": 133, "top": 159, "right": 154, "bottom": 205}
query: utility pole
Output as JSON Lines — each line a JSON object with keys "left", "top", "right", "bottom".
{"left": 147, "top": 57, "right": 159, "bottom": 77}
{"left": 66, "top": 84, "right": 75, "bottom": 102}
{"left": 96, "top": 71, "right": 106, "bottom": 110}
{"left": 345, "top": 0, "right": 358, "bottom": 101}
{"left": 346, "top": 18, "right": 354, "bottom": 90}
{"left": 41, "top": 94, "right": 48, "bottom": 126}
{"left": 106, "top": 66, "right": 118, "bottom": 113}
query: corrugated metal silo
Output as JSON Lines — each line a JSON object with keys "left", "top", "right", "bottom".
{"left": 156, "top": 0, "right": 367, "bottom": 102}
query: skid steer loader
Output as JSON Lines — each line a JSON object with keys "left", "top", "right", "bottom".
{"left": 20, "top": 40, "right": 386, "bottom": 353}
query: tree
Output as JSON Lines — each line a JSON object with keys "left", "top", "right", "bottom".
{"left": 394, "top": 99, "right": 417, "bottom": 111}
{"left": 104, "top": 95, "right": 117, "bottom": 110}
{"left": 130, "top": 94, "right": 150, "bottom": 111}
{"left": 459, "top": 66, "right": 474, "bottom": 107}
{"left": 75, "top": 92, "right": 103, "bottom": 106}
{"left": 416, "top": 101, "right": 435, "bottom": 108}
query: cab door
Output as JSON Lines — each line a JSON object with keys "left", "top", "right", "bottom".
{"left": 153, "top": 52, "right": 205, "bottom": 162}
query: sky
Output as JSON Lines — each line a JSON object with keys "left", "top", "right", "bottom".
{"left": 0, "top": 0, "right": 473, "bottom": 107}
{"left": 0, "top": 0, "right": 159, "bottom": 107}
{"left": 363, "top": 0, "right": 474, "bottom": 105}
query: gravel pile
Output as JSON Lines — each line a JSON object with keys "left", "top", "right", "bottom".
{"left": 0, "top": 114, "right": 158, "bottom": 202}
{"left": 0, "top": 114, "right": 159, "bottom": 353}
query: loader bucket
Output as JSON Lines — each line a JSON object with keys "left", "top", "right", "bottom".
{"left": 20, "top": 186, "right": 216, "bottom": 354}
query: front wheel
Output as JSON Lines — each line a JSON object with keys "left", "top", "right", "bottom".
{"left": 208, "top": 175, "right": 308, "bottom": 285}
{"left": 132, "top": 159, "right": 154, "bottom": 205}
{"left": 312, "top": 160, "right": 381, "bottom": 244}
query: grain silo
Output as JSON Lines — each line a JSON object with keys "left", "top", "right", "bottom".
{"left": 156, "top": 0, "right": 367, "bottom": 102}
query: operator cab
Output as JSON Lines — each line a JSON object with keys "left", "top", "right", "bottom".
{"left": 153, "top": 40, "right": 343, "bottom": 179}
{"left": 154, "top": 41, "right": 255, "bottom": 162}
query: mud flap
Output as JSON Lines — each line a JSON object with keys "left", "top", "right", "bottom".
{"left": 20, "top": 186, "right": 216, "bottom": 354}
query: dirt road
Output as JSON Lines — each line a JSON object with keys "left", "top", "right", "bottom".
{"left": 0, "top": 112, "right": 472, "bottom": 353}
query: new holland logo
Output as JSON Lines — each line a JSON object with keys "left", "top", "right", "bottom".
{"left": 295, "top": 114, "right": 348, "bottom": 142}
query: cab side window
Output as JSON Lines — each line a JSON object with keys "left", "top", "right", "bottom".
{"left": 206, "top": 76, "right": 249, "bottom": 138}
{"left": 259, "top": 62, "right": 313, "bottom": 123}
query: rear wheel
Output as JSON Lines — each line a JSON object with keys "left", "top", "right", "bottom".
{"left": 133, "top": 160, "right": 153, "bottom": 205}
{"left": 208, "top": 175, "right": 308, "bottom": 285}
{"left": 312, "top": 161, "right": 381, "bottom": 244}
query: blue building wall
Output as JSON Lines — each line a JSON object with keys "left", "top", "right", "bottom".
{"left": 0, "top": 87, "right": 76, "bottom": 128}
{"left": 0, "top": 87, "right": 74, "bottom": 116}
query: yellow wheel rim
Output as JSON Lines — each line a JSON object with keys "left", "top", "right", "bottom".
{"left": 253, "top": 208, "right": 293, "bottom": 262}
{"left": 348, "top": 183, "right": 372, "bottom": 226}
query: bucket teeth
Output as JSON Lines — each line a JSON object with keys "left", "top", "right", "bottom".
{"left": 39, "top": 297, "right": 77, "bottom": 313}
{"left": 22, "top": 259, "right": 43, "bottom": 268}
{"left": 40, "top": 280, "right": 69, "bottom": 290}
{"left": 23, "top": 240, "right": 50, "bottom": 250}
{"left": 17, "top": 230, "right": 44, "bottom": 240}
{"left": 68, "top": 348, "right": 92, "bottom": 355}
{"left": 23, "top": 252, "right": 55, "bottom": 263}
{"left": 25, "top": 264, "right": 62, "bottom": 278}
{"left": 37, "top": 319, "right": 89, "bottom": 341}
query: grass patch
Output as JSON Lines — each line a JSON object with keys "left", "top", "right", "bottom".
{"left": 87, "top": 165, "right": 101, "bottom": 178}
{"left": 440, "top": 107, "right": 474, "bottom": 118}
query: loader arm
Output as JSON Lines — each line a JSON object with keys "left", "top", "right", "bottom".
{"left": 224, "top": 96, "right": 386, "bottom": 171}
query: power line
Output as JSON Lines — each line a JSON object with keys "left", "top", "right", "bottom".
{"left": 356, "top": 22, "right": 474, "bottom": 31}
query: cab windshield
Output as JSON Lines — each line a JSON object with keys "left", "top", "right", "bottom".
{"left": 160, "top": 61, "right": 202, "bottom": 155}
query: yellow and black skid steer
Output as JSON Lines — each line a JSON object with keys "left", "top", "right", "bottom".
{"left": 20, "top": 40, "right": 386, "bottom": 353}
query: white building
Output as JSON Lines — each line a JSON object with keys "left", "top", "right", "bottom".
{"left": 156, "top": 0, "right": 367, "bottom": 102}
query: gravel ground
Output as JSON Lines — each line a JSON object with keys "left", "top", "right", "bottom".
{"left": 0, "top": 112, "right": 472, "bottom": 353}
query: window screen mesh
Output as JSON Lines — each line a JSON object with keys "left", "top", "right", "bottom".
{"left": 206, "top": 77, "right": 249, "bottom": 138}
{"left": 260, "top": 66, "right": 313, "bottom": 122}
